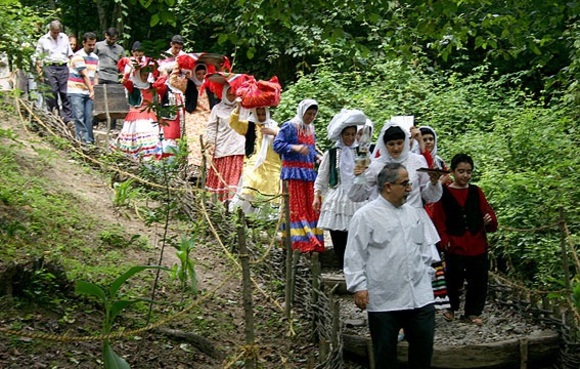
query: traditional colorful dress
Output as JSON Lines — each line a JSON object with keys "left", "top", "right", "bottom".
{"left": 153, "top": 68, "right": 185, "bottom": 159}
{"left": 183, "top": 63, "right": 216, "bottom": 179}
{"left": 273, "top": 99, "right": 324, "bottom": 253}
{"left": 204, "top": 85, "right": 245, "bottom": 202}
{"left": 229, "top": 107, "right": 281, "bottom": 215}
{"left": 112, "top": 69, "right": 161, "bottom": 161}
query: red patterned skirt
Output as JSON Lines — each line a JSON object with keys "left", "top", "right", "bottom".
{"left": 284, "top": 179, "right": 325, "bottom": 253}
{"left": 206, "top": 155, "right": 244, "bottom": 202}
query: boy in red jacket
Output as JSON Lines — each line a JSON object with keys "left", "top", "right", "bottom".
{"left": 432, "top": 153, "right": 498, "bottom": 325}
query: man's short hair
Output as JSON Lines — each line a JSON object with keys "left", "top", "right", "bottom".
{"left": 83, "top": 32, "right": 97, "bottom": 42}
{"left": 377, "top": 162, "right": 405, "bottom": 190}
{"left": 49, "top": 20, "right": 62, "bottom": 31}
{"left": 171, "top": 35, "right": 184, "bottom": 44}
{"left": 105, "top": 27, "right": 118, "bottom": 37}
{"left": 450, "top": 153, "right": 474, "bottom": 170}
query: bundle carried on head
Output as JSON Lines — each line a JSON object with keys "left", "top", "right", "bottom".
{"left": 235, "top": 76, "right": 282, "bottom": 108}
{"left": 203, "top": 72, "right": 255, "bottom": 99}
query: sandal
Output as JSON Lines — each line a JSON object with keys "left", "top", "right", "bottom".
{"left": 464, "top": 315, "right": 483, "bottom": 326}
{"left": 442, "top": 310, "right": 454, "bottom": 322}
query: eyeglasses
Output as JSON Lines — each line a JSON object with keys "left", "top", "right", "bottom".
{"left": 391, "top": 180, "right": 411, "bottom": 188}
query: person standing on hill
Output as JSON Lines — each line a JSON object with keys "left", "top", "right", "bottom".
{"left": 34, "top": 20, "right": 74, "bottom": 122}
{"left": 95, "top": 27, "right": 124, "bottom": 84}
{"left": 431, "top": 153, "right": 498, "bottom": 326}
{"left": 67, "top": 32, "right": 99, "bottom": 145}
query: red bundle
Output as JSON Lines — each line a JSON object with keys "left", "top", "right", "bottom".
{"left": 235, "top": 76, "right": 281, "bottom": 108}
{"left": 202, "top": 72, "right": 255, "bottom": 99}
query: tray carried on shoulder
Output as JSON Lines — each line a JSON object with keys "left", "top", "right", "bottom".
{"left": 93, "top": 84, "right": 129, "bottom": 121}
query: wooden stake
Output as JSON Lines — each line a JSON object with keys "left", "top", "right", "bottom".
{"left": 283, "top": 181, "right": 293, "bottom": 319}
{"left": 237, "top": 208, "right": 256, "bottom": 369}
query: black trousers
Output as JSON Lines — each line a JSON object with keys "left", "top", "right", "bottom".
{"left": 368, "top": 304, "right": 435, "bottom": 369}
{"left": 329, "top": 230, "right": 348, "bottom": 269}
{"left": 43, "top": 65, "right": 72, "bottom": 122}
{"left": 444, "top": 252, "right": 488, "bottom": 316}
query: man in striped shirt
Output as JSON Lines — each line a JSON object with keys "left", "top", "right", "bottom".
{"left": 68, "top": 32, "right": 99, "bottom": 144}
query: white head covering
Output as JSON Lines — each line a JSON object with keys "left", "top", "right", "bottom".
{"left": 357, "top": 118, "right": 374, "bottom": 153}
{"left": 326, "top": 109, "right": 366, "bottom": 192}
{"left": 249, "top": 106, "right": 278, "bottom": 169}
{"left": 289, "top": 99, "right": 318, "bottom": 136}
{"left": 418, "top": 125, "right": 438, "bottom": 157}
{"left": 213, "top": 84, "right": 236, "bottom": 119}
{"left": 326, "top": 109, "right": 367, "bottom": 141}
{"left": 371, "top": 120, "right": 410, "bottom": 164}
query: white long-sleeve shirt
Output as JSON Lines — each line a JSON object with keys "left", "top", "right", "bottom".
{"left": 344, "top": 195, "right": 437, "bottom": 312}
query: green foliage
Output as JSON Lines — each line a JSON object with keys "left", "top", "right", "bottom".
{"left": 113, "top": 179, "right": 141, "bottom": 208}
{"left": 278, "top": 59, "right": 579, "bottom": 289}
{"left": 169, "top": 235, "right": 198, "bottom": 293}
{"left": 76, "top": 265, "right": 167, "bottom": 368}
{"left": 0, "top": 1, "right": 46, "bottom": 71}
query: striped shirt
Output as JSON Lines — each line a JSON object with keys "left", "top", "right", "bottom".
{"left": 67, "top": 49, "right": 99, "bottom": 95}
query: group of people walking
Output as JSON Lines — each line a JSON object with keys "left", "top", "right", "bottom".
{"left": 35, "top": 21, "right": 498, "bottom": 368}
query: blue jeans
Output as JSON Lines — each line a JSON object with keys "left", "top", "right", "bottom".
{"left": 69, "top": 93, "right": 94, "bottom": 144}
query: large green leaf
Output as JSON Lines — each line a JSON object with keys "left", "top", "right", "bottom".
{"left": 75, "top": 281, "right": 107, "bottom": 302}
{"left": 103, "top": 342, "right": 131, "bottom": 369}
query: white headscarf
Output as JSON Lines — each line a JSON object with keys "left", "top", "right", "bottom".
{"left": 289, "top": 99, "right": 318, "bottom": 136}
{"left": 327, "top": 109, "right": 367, "bottom": 191}
{"left": 326, "top": 109, "right": 367, "bottom": 141}
{"left": 249, "top": 106, "right": 278, "bottom": 169}
{"left": 418, "top": 125, "right": 438, "bottom": 157}
{"left": 213, "top": 85, "right": 236, "bottom": 119}
{"left": 371, "top": 120, "right": 410, "bottom": 164}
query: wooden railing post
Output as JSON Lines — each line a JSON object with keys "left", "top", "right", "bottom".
{"left": 237, "top": 208, "right": 256, "bottom": 369}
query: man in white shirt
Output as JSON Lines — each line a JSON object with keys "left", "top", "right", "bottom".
{"left": 344, "top": 162, "right": 437, "bottom": 369}
{"left": 35, "top": 20, "right": 73, "bottom": 122}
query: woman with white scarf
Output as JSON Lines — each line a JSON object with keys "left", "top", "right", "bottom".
{"left": 112, "top": 58, "right": 162, "bottom": 161}
{"left": 204, "top": 84, "right": 245, "bottom": 202}
{"left": 229, "top": 105, "right": 282, "bottom": 215}
{"left": 314, "top": 109, "right": 368, "bottom": 268}
{"left": 273, "top": 99, "right": 324, "bottom": 253}
{"left": 349, "top": 121, "right": 451, "bottom": 311}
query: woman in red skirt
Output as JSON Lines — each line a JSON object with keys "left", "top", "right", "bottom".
{"left": 273, "top": 99, "right": 324, "bottom": 253}
{"left": 204, "top": 85, "right": 245, "bottom": 202}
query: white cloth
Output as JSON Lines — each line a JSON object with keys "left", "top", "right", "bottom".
{"left": 289, "top": 99, "right": 317, "bottom": 136}
{"left": 314, "top": 147, "right": 367, "bottom": 231}
{"left": 353, "top": 120, "right": 442, "bottom": 204}
{"left": 326, "top": 109, "right": 367, "bottom": 142}
{"left": 344, "top": 196, "right": 437, "bottom": 312}
{"left": 419, "top": 125, "right": 446, "bottom": 169}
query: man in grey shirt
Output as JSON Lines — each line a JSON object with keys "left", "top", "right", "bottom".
{"left": 344, "top": 162, "right": 437, "bottom": 369}
{"left": 95, "top": 27, "right": 124, "bottom": 84}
